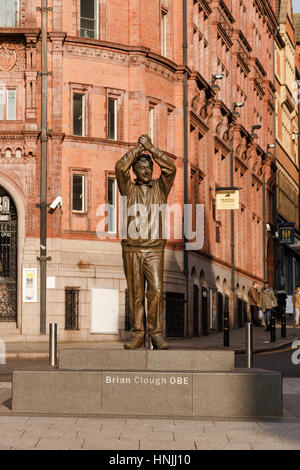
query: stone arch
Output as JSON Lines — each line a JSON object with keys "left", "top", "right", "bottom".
{"left": 0, "top": 171, "right": 25, "bottom": 329}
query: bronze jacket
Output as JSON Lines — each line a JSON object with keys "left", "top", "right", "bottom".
{"left": 248, "top": 287, "right": 260, "bottom": 307}
{"left": 293, "top": 292, "right": 300, "bottom": 309}
{"left": 115, "top": 145, "right": 176, "bottom": 251}
{"left": 260, "top": 288, "right": 278, "bottom": 312}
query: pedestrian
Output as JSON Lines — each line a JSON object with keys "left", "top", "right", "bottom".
{"left": 293, "top": 285, "right": 300, "bottom": 327}
{"left": 276, "top": 286, "right": 287, "bottom": 319}
{"left": 260, "top": 281, "right": 278, "bottom": 331}
{"left": 248, "top": 281, "right": 263, "bottom": 326}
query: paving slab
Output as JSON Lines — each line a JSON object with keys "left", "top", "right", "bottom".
{"left": 81, "top": 438, "right": 140, "bottom": 450}
{"left": 140, "top": 439, "right": 196, "bottom": 450}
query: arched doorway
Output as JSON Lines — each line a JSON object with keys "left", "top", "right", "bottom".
{"left": 0, "top": 187, "right": 17, "bottom": 322}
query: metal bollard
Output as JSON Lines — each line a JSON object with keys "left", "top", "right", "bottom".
{"left": 49, "top": 323, "right": 58, "bottom": 366}
{"left": 270, "top": 310, "right": 276, "bottom": 343}
{"left": 223, "top": 310, "right": 230, "bottom": 347}
{"left": 246, "top": 322, "right": 253, "bottom": 368}
{"left": 281, "top": 308, "right": 286, "bottom": 338}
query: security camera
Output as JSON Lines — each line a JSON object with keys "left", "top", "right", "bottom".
{"left": 266, "top": 223, "right": 271, "bottom": 232}
{"left": 49, "top": 196, "right": 62, "bottom": 211}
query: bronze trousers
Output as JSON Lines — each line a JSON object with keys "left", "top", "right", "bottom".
{"left": 122, "top": 249, "right": 164, "bottom": 337}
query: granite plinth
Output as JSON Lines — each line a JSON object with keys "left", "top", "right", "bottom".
{"left": 12, "top": 368, "right": 282, "bottom": 418}
{"left": 58, "top": 349, "right": 235, "bottom": 371}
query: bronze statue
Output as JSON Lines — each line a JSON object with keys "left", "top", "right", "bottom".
{"left": 115, "top": 135, "right": 176, "bottom": 349}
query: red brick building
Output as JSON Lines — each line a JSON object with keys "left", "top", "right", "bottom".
{"left": 0, "top": 0, "right": 279, "bottom": 342}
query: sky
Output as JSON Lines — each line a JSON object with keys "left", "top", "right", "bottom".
{"left": 292, "top": 0, "right": 300, "bottom": 13}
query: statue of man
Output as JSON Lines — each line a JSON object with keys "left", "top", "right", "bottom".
{"left": 115, "top": 135, "right": 176, "bottom": 349}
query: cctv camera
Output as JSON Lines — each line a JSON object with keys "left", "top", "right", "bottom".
{"left": 49, "top": 196, "right": 62, "bottom": 211}
{"left": 266, "top": 223, "right": 271, "bottom": 232}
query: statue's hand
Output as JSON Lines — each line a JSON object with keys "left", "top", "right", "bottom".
{"left": 138, "top": 134, "right": 153, "bottom": 151}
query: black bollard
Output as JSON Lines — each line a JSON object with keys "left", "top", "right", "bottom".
{"left": 270, "top": 310, "right": 276, "bottom": 343}
{"left": 224, "top": 311, "right": 230, "bottom": 347}
{"left": 281, "top": 307, "right": 286, "bottom": 338}
{"left": 246, "top": 322, "right": 254, "bottom": 368}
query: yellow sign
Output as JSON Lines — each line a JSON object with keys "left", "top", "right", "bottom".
{"left": 216, "top": 189, "right": 239, "bottom": 210}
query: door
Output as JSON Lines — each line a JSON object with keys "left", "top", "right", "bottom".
{"left": 193, "top": 284, "right": 199, "bottom": 336}
{"left": 166, "top": 292, "right": 184, "bottom": 337}
{"left": 217, "top": 292, "right": 223, "bottom": 331}
{"left": 0, "top": 189, "right": 17, "bottom": 322}
{"left": 201, "top": 287, "right": 208, "bottom": 335}
{"left": 237, "top": 297, "right": 243, "bottom": 328}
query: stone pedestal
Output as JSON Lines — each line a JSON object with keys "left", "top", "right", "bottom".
{"left": 12, "top": 349, "right": 282, "bottom": 418}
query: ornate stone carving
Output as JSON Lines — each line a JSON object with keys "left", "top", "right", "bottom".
{"left": 0, "top": 42, "right": 25, "bottom": 73}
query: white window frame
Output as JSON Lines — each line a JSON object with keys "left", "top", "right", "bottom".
{"left": 0, "top": 90, "right": 3, "bottom": 120}
{"left": 80, "top": 0, "right": 98, "bottom": 39}
{"left": 108, "top": 97, "right": 117, "bottom": 141}
{"left": 72, "top": 173, "right": 85, "bottom": 213}
{"left": 161, "top": 8, "right": 167, "bottom": 57}
{"left": 107, "top": 177, "right": 117, "bottom": 233}
{"left": 0, "top": 0, "right": 20, "bottom": 27}
{"left": 6, "top": 89, "right": 16, "bottom": 120}
{"left": 73, "top": 93, "right": 86, "bottom": 137}
{"left": 148, "top": 106, "right": 154, "bottom": 142}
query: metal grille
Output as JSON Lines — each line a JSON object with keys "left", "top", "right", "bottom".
{"left": 0, "top": 189, "right": 17, "bottom": 322}
{"left": 166, "top": 292, "right": 184, "bottom": 337}
{"left": 65, "top": 288, "right": 79, "bottom": 330}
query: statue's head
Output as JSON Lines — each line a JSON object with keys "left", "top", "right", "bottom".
{"left": 133, "top": 153, "right": 153, "bottom": 185}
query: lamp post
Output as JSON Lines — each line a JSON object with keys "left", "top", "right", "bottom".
{"left": 223, "top": 101, "right": 244, "bottom": 347}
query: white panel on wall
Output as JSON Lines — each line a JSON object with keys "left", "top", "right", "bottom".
{"left": 90, "top": 288, "right": 119, "bottom": 334}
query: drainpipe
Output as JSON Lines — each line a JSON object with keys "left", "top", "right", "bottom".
{"left": 183, "top": 0, "right": 189, "bottom": 335}
{"left": 263, "top": 173, "right": 266, "bottom": 280}
{"left": 273, "top": 26, "right": 278, "bottom": 288}
{"left": 38, "top": 0, "right": 49, "bottom": 334}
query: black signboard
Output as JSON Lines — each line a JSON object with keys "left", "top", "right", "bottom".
{"left": 278, "top": 223, "right": 295, "bottom": 245}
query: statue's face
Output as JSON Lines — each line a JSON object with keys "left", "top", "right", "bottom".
{"left": 134, "top": 158, "right": 153, "bottom": 184}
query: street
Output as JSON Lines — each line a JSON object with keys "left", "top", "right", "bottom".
{"left": 236, "top": 347, "right": 300, "bottom": 377}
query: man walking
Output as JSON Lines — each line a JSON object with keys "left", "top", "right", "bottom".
{"left": 293, "top": 285, "right": 300, "bottom": 327}
{"left": 115, "top": 135, "right": 176, "bottom": 350}
{"left": 248, "top": 281, "right": 263, "bottom": 326}
{"left": 260, "top": 281, "right": 278, "bottom": 331}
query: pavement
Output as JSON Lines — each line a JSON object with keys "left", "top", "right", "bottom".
{"left": 0, "top": 319, "right": 300, "bottom": 450}
{"left": 0, "top": 379, "right": 299, "bottom": 449}
{"left": 1, "top": 319, "right": 299, "bottom": 359}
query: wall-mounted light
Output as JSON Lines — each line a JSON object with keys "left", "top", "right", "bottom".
{"left": 251, "top": 124, "right": 261, "bottom": 139}
{"left": 211, "top": 73, "right": 224, "bottom": 90}
{"left": 233, "top": 102, "right": 244, "bottom": 117}
{"left": 292, "top": 132, "right": 300, "bottom": 142}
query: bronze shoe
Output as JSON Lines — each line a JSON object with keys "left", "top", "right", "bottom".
{"left": 151, "top": 334, "right": 169, "bottom": 350}
{"left": 124, "top": 335, "right": 145, "bottom": 350}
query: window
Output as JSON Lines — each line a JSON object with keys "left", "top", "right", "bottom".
{"left": 65, "top": 288, "right": 79, "bottom": 330}
{"left": 80, "top": 0, "right": 97, "bottom": 39}
{"left": 73, "top": 93, "right": 85, "bottom": 136}
{"left": 7, "top": 90, "right": 16, "bottom": 120}
{"left": 107, "top": 177, "right": 117, "bottom": 232}
{"left": 161, "top": 9, "right": 167, "bottom": 57}
{"left": 0, "top": 91, "right": 3, "bottom": 120}
{"left": 72, "top": 174, "right": 85, "bottom": 212}
{"left": 148, "top": 106, "right": 154, "bottom": 142}
{"left": 0, "top": 0, "right": 19, "bottom": 27}
{"left": 108, "top": 97, "right": 117, "bottom": 140}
